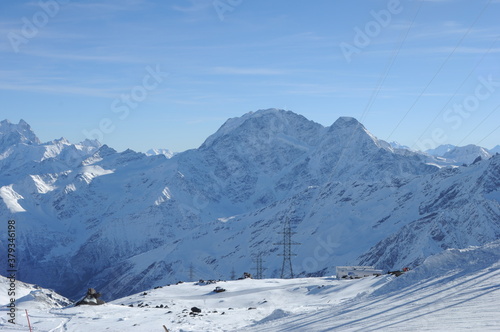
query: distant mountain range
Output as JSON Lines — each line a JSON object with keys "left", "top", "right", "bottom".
{"left": 145, "top": 148, "right": 175, "bottom": 159}
{"left": 425, "top": 144, "right": 496, "bottom": 165}
{"left": 0, "top": 110, "right": 498, "bottom": 301}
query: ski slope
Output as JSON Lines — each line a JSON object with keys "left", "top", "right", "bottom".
{"left": 1, "top": 241, "right": 499, "bottom": 331}
{"left": 249, "top": 260, "right": 500, "bottom": 331}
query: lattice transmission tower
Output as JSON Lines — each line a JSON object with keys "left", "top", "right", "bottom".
{"left": 189, "top": 263, "right": 195, "bottom": 281}
{"left": 253, "top": 253, "right": 267, "bottom": 279}
{"left": 274, "top": 217, "right": 300, "bottom": 278}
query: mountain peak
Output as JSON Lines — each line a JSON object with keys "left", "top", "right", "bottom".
{"left": 334, "top": 116, "right": 360, "bottom": 125}
{"left": 0, "top": 119, "right": 12, "bottom": 126}
{"left": 200, "top": 109, "right": 322, "bottom": 149}
{"left": 317, "top": 116, "right": 398, "bottom": 160}
{"left": 329, "top": 117, "right": 367, "bottom": 134}
{"left": 18, "top": 118, "right": 30, "bottom": 127}
{"left": 146, "top": 148, "right": 174, "bottom": 158}
{"left": 80, "top": 138, "right": 102, "bottom": 149}
{"left": 328, "top": 116, "right": 370, "bottom": 136}
{"left": 0, "top": 118, "right": 40, "bottom": 150}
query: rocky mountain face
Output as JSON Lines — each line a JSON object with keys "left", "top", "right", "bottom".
{"left": 0, "top": 110, "right": 498, "bottom": 300}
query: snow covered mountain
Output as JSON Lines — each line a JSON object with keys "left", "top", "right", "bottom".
{"left": 425, "top": 144, "right": 493, "bottom": 165}
{"left": 145, "top": 148, "right": 175, "bottom": 158}
{"left": 441, "top": 144, "right": 492, "bottom": 165}
{"left": 0, "top": 119, "right": 40, "bottom": 150}
{"left": 489, "top": 145, "right": 500, "bottom": 155}
{"left": 425, "top": 144, "right": 456, "bottom": 156}
{"left": 389, "top": 141, "right": 411, "bottom": 150}
{"left": 0, "top": 110, "right": 498, "bottom": 302}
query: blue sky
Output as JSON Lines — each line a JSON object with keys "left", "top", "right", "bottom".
{"left": 1, "top": 0, "right": 499, "bottom": 152}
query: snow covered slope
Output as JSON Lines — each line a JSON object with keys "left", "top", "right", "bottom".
{"left": 0, "top": 240, "right": 498, "bottom": 331}
{"left": 248, "top": 240, "right": 500, "bottom": 332}
{"left": 426, "top": 144, "right": 492, "bottom": 165}
{"left": 442, "top": 144, "right": 492, "bottom": 165}
{"left": 0, "top": 275, "right": 71, "bottom": 311}
{"left": 0, "top": 110, "right": 498, "bottom": 301}
{"left": 425, "top": 144, "right": 456, "bottom": 156}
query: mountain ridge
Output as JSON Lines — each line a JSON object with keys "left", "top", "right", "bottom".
{"left": 0, "top": 110, "right": 498, "bottom": 300}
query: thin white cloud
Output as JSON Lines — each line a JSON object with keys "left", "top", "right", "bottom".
{"left": 350, "top": 43, "right": 500, "bottom": 58}
{"left": 211, "top": 67, "right": 288, "bottom": 75}
{"left": 172, "top": 0, "right": 212, "bottom": 13}
{"left": 20, "top": 49, "right": 144, "bottom": 63}
{"left": 66, "top": 0, "right": 147, "bottom": 12}
{"left": 0, "top": 83, "right": 118, "bottom": 98}
{"left": 437, "top": 46, "right": 500, "bottom": 54}
{"left": 400, "top": 46, "right": 500, "bottom": 55}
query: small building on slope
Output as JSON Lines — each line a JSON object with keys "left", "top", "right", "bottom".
{"left": 336, "top": 266, "right": 384, "bottom": 279}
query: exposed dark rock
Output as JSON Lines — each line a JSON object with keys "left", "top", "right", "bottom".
{"left": 75, "top": 288, "right": 105, "bottom": 306}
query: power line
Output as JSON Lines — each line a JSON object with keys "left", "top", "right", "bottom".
{"left": 387, "top": 0, "right": 493, "bottom": 141}
{"left": 411, "top": 36, "right": 500, "bottom": 150}
{"left": 359, "top": 0, "right": 422, "bottom": 124}
{"left": 477, "top": 122, "right": 500, "bottom": 145}
{"left": 301, "top": 4, "right": 423, "bottom": 225}
{"left": 457, "top": 104, "right": 500, "bottom": 146}
{"left": 311, "top": 2, "right": 421, "bottom": 200}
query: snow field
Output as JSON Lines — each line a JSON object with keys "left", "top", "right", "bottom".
{"left": 1, "top": 258, "right": 499, "bottom": 331}
{"left": 2, "top": 241, "right": 499, "bottom": 331}
{"left": 0, "top": 276, "right": 387, "bottom": 331}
